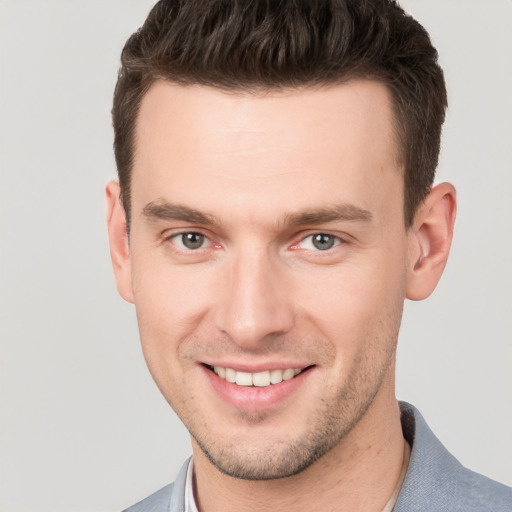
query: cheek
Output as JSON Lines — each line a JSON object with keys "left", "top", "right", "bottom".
{"left": 294, "top": 250, "right": 407, "bottom": 355}
{"left": 133, "top": 253, "right": 213, "bottom": 326}
{"left": 130, "top": 259, "right": 214, "bottom": 381}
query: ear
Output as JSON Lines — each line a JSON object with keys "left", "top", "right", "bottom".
{"left": 406, "top": 182, "right": 457, "bottom": 301}
{"left": 105, "top": 180, "right": 134, "bottom": 303}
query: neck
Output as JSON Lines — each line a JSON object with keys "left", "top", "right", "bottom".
{"left": 192, "top": 376, "right": 406, "bottom": 512}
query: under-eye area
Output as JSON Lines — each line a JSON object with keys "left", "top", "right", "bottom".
{"left": 203, "top": 364, "right": 314, "bottom": 387}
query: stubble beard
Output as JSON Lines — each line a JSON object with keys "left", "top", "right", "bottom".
{"left": 186, "top": 341, "right": 396, "bottom": 481}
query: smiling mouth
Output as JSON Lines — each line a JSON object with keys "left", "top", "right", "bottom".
{"left": 204, "top": 365, "right": 312, "bottom": 387}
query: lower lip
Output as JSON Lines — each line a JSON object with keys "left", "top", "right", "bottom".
{"left": 202, "top": 366, "right": 313, "bottom": 411}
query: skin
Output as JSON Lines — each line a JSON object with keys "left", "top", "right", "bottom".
{"left": 106, "top": 80, "right": 456, "bottom": 511}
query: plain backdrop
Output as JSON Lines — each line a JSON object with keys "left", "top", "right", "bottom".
{"left": 0, "top": 1, "right": 511, "bottom": 511}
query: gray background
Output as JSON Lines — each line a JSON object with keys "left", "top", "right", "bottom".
{"left": 0, "top": 1, "right": 510, "bottom": 510}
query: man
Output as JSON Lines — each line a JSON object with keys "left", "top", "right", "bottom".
{"left": 106, "top": 1, "right": 512, "bottom": 511}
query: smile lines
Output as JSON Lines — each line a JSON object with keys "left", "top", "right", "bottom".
{"left": 210, "top": 365, "right": 306, "bottom": 387}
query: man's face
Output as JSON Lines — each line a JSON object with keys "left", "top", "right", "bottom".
{"left": 124, "top": 80, "right": 411, "bottom": 479}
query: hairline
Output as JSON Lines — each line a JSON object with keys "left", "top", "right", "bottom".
{"left": 124, "top": 75, "right": 409, "bottom": 232}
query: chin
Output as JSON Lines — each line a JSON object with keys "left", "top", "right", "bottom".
{"left": 188, "top": 384, "right": 380, "bottom": 481}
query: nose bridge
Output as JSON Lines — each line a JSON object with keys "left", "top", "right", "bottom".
{"left": 214, "top": 244, "right": 293, "bottom": 348}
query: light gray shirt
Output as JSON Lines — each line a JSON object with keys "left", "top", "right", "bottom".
{"left": 123, "top": 402, "right": 512, "bottom": 512}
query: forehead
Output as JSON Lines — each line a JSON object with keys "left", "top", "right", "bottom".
{"left": 131, "top": 80, "right": 403, "bottom": 225}
{"left": 134, "top": 80, "right": 398, "bottom": 160}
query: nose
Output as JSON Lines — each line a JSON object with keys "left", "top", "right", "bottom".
{"left": 213, "top": 248, "right": 294, "bottom": 349}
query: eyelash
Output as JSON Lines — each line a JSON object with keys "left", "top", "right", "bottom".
{"left": 167, "top": 231, "right": 214, "bottom": 251}
{"left": 165, "top": 230, "right": 345, "bottom": 253}
{"left": 292, "top": 233, "right": 343, "bottom": 252}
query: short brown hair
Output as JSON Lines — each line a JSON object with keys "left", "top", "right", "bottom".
{"left": 112, "top": 0, "right": 447, "bottom": 229}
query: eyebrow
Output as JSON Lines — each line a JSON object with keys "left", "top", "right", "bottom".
{"left": 142, "top": 201, "right": 217, "bottom": 225}
{"left": 142, "top": 200, "right": 373, "bottom": 227}
{"left": 285, "top": 204, "right": 373, "bottom": 226}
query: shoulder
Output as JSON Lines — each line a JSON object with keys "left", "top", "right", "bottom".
{"left": 122, "top": 458, "right": 189, "bottom": 512}
{"left": 455, "top": 468, "right": 512, "bottom": 512}
{"left": 122, "top": 483, "right": 175, "bottom": 512}
{"left": 395, "top": 402, "right": 512, "bottom": 512}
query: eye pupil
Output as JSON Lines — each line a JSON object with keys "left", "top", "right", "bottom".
{"left": 182, "top": 233, "right": 204, "bottom": 249}
{"left": 312, "top": 233, "right": 335, "bottom": 250}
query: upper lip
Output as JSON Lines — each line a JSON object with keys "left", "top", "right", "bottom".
{"left": 200, "top": 360, "right": 313, "bottom": 372}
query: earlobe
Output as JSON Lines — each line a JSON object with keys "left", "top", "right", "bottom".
{"left": 406, "top": 183, "right": 457, "bottom": 301}
{"left": 105, "top": 180, "right": 134, "bottom": 303}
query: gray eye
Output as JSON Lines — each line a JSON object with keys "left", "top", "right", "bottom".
{"left": 181, "top": 232, "right": 205, "bottom": 249}
{"left": 312, "top": 233, "right": 336, "bottom": 250}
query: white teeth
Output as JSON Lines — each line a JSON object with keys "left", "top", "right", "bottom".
{"left": 282, "top": 368, "right": 295, "bottom": 381}
{"left": 270, "top": 369, "right": 283, "bottom": 384}
{"left": 235, "top": 371, "right": 253, "bottom": 386}
{"left": 214, "top": 366, "right": 226, "bottom": 379}
{"left": 212, "top": 366, "right": 304, "bottom": 387}
{"left": 225, "top": 367, "right": 236, "bottom": 383}
{"left": 252, "top": 371, "right": 271, "bottom": 387}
